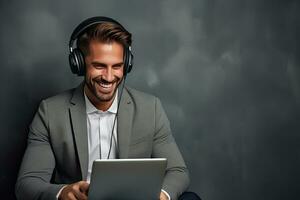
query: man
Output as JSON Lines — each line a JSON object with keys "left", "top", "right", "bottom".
{"left": 16, "top": 17, "right": 198, "bottom": 200}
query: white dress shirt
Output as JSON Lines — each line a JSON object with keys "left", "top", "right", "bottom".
{"left": 84, "top": 90, "right": 118, "bottom": 183}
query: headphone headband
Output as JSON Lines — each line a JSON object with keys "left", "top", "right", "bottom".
{"left": 68, "top": 16, "right": 133, "bottom": 76}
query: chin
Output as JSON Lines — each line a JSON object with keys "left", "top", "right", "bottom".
{"left": 95, "top": 91, "right": 116, "bottom": 102}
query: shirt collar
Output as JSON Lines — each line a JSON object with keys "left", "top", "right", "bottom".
{"left": 84, "top": 89, "right": 118, "bottom": 114}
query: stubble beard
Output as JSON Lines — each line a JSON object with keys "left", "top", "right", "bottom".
{"left": 85, "top": 76, "right": 122, "bottom": 102}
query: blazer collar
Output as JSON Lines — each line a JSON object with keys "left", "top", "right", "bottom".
{"left": 117, "top": 86, "right": 134, "bottom": 158}
{"left": 69, "top": 82, "right": 89, "bottom": 180}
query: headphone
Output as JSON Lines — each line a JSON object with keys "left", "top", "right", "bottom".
{"left": 68, "top": 16, "right": 133, "bottom": 76}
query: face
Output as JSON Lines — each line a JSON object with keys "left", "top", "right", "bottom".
{"left": 84, "top": 40, "right": 124, "bottom": 110}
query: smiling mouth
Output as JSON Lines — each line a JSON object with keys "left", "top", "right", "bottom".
{"left": 94, "top": 77, "right": 120, "bottom": 92}
{"left": 99, "top": 82, "right": 113, "bottom": 88}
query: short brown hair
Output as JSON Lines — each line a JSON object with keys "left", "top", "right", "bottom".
{"left": 77, "top": 22, "right": 132, "bottom": 56}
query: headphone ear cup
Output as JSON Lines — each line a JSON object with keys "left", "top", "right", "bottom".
{"left": 69, "top": 48, "right": 85, "bottom": 76}
{"left": 124, "top": 47, "right": 133, "bottom": 75}
{"left": 69, "top": 50, "right": 79, "bottom": 75}
{"left": 75, "top": 49, "right": 85, "bottom": 76}
{"left": 127, "top": 52, "right": 133, "bottom": 74}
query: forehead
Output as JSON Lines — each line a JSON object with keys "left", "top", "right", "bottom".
{"left": 87, "top": 40, "right": 124, "bottom": 57}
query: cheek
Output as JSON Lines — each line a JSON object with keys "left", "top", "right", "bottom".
{"left": 86, "top": 67, "right": 100, "bottom": 78}
{"left": 84, "top": 70, "right": 91, "bottom": 80}
{"left": 84, "top": 69, "right": 95, "bottom": 82}
{"left": 115, "top": 68, "right": 124, "bottom": 78}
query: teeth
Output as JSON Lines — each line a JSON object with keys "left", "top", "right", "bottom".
{"left": 99, "top": 82, "right": 112, "bottom": 88}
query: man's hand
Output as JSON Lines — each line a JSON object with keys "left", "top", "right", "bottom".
{"left": 160, "top": 191, "right": 169, "bottom": 200}
{"left": 59, "top": 181, "right": 89, "bottom": 200}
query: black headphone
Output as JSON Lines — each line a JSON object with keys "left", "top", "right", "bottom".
{"left": 68, "top": 16, "right": 133, "bottom": 76}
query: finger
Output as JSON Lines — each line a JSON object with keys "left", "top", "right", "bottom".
{"left": 159, "top": 191, "right": 167, "bottom": 200}
{"left": 73, "top": 189, "right": 88, "bottom": 200}
{"left": 66, "top": 191, "right": 77, "bottom": 200}
{"left": 79, "top": 181, "right": 90, "bottom": 194}
{"left": 70, "top": 182, "right": 87, "bottom": 200}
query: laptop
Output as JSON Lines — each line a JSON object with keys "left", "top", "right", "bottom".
{"left": 88, "top": 158, "right": 167, "bottom": 200}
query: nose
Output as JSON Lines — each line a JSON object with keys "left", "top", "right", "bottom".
{"left": 102, "top": 67, "right": 114, "bottom": 82}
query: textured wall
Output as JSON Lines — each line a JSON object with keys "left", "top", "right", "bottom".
{"left": 0, "top": 0, "right": 299, "bottom": 199}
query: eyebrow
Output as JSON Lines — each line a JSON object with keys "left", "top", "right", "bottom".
{"left": 91, "top": 61, "right": 124, "bottom": 67}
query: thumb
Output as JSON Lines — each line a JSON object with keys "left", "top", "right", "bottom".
{"left": 79, "top": 181, "right": 90, "bottom": 194}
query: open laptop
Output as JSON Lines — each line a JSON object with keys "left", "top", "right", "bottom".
{"left": 88, "top": 158, "right": 167, "bottom": 200}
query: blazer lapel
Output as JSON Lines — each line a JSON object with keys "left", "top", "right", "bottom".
{"left": 117, "top": 88, "right": 134, "bottom": 158}
{"left": 67, "top": 84, "right": 134, "bottom": 178}
{"left": 69, "top": 83, "right": 88, "bottom": 180}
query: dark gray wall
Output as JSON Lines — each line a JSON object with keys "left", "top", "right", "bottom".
{"left": 1, "top": 0, "right": 299, "bottom": 199}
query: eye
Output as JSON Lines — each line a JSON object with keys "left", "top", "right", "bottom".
{"left": 93, "top": 63, "right": 106, "bottom": 69}
{"left": 113, "top": 64, "right": 123, "bottom": 69}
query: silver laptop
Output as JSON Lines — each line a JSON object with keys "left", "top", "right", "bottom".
{"left": 88, "top": 158, "right": 167, "bottom": 200}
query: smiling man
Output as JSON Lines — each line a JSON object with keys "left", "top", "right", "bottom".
{"left": 15, "top": 17, "right": 198, "bottom": 200}
{"left": 84, "top": 40, "right": 124, "bottom": 111}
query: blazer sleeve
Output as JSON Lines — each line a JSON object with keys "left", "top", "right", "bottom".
{"left": 152, "top": 97, "right": 190, "bottom": 200}
{"left": 15, "top": 100, "right": 65, "bottom": 200}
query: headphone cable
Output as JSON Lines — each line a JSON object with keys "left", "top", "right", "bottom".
{"left": 106, "top": 74, "right": 127, "bottom": 159}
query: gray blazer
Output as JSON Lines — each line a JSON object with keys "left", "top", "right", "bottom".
{"left": 15, "top": 83, "right": 189, "bottom": 200}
